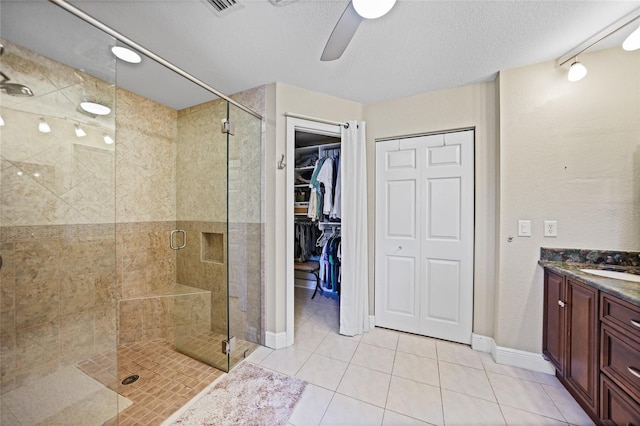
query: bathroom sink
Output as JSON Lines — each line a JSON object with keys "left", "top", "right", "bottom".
{"left": 579, "top": 269, "right": 640, "bottom": 283}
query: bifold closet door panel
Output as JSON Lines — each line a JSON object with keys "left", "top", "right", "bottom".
{"left": 375, "top": 131, "right": 474, "bottom": 345}
{"left": 375, "top": 139, "right": 421, "bottom": 334}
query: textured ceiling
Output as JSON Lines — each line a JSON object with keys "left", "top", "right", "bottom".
{"left": 1, "top": 0, "right": 639, "bottom": 110}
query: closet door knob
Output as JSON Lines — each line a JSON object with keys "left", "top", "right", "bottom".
{"left": 398, "top": 246, "right": 402, "bottom": 250}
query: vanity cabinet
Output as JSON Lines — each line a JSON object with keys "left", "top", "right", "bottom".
{"left": 543, "top": 268, "right": 640, "bottom": 425}
{"left": 543, "top": 271, "right": 599, "bottom": 417}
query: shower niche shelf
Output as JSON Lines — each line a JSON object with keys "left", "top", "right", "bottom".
{"left": 201, "top": 232, "right": 224, "bottom": 264}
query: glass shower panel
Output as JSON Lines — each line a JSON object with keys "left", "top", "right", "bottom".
{"left": 0, "top": 3, "right": 119, "bottom": 424}
{"left": 227, "top": 101, "right": 263, "bottom": 370}
{"left": 174, "top": 96, "right": 230, "bottom": 372}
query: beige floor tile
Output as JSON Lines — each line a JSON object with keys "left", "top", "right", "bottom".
{"left": 532, "top": 371, "right": 563, "bottom": 387}
{"left": 396, "top": 334, "right": 437, "bottom": 359}
{"left": 289, "top": 384, "right": 334, "bottom": 426}
{"left": 392, "top": 352, "right": 439, "bottom": 386}
{"left": 260, "top": 346, "right": 312, "bottom": 376}
{"left": 360, "top": 327, "right": 400, "bottom": 350}
{"left": 542, "top": 383, "right": 594, "bottom": 425}
{"left": 439, "top": 360, "right": 495, "bottom": 402}
{"left": 296, "top": 354, "right": 348, "bottom": 391}
{"left": 336, "top": 364, "right": 391, "bottom": 408}
{"left": 500, "top": 405, "right": 569, "bottom": 425}
{"left": 295, "top": 327, "right": 330, "bottom": 353}
{"left": 320, "top": 393, "right": 384, "bottom": 426}
{"left": 244, "top": 345, "right": 272, "bottom": 364}
{"left": 314, "top": 334, "right": 359, "bottom": 362}
{"left": 436, "top": 340, "right": 483, "bottom": 370}
{"left": 300, "top": 316, "right": 336, "bottom": 335}
{"left": 351, "top": 343, "right": 396, "bottom": 374}
{"left": 382, "top": 410, "right": 431, "bottom": 425}
{"left": 442, "top": 389, "right": 505, "bottom": 425}
{"left": 479, "top": 352, "right": 538, "bottom": 382}
{"left": 488, "top": 372, "right": 564, "bottom": 421}
{"left": 385, "top": 376, "right": 443, "bottom": 426}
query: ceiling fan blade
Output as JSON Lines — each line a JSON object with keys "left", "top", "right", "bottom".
{"left": 321, "top": 2, "right": 364, "bottom": 61}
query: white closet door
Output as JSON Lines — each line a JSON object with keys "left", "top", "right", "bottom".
{"left": 375, "top": 130, "right": 474, "bottom": 344}
{"left": 375, "top": 139, "right": 421, "bottom": 333}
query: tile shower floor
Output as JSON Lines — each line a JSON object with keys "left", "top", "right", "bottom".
{"left": 242, "top": 287, "right": 596, "bottom": 426}
{"left": 78, "top": 335, "right": 257, "bottom": 426}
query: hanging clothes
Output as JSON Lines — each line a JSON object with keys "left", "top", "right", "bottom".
{"left": 307, "top": 158, "right": 327, "bottom": 221}
{"left": 317, "top": 157, "right": 334, "bottom": 215}
{"left": 330, "top": 154, "right": 341, "bottom": 219}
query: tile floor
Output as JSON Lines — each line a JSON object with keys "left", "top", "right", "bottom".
{"left": 79, "top": 340, "right": 223, "bottom": 426}
{"left": 245, "top": 287, "right": 595, "bottom": 426}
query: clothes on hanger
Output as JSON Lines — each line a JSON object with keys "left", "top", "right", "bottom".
{"left": 318, "top": 229, "right": 341, "bottom": 294}
{"left": 294, "top": 220, "right": 322, "bottom": 262}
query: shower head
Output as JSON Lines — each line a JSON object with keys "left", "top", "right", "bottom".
{"left": 0, "top": 71, "right": 34, "bottom": 97}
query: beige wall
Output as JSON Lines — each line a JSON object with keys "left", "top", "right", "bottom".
{"left": 264, "top": 83, "right": 363, "bottom": 333}
{"left": 496, "top": 47, "right": 640, "bottom": 352}
{"left": 364, "top": 82, "right": 498, "bottom": 337}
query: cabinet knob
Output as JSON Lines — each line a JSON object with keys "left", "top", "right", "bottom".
{"left": 557, "top": 300, "right": 566, "bottom": 308}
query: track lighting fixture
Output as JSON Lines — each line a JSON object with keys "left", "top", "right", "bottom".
{"left": 38, "top": 118, "right": 51, "bottom": 133}
{"left": 558, "top": 13, "right": 639, "bottom": 82}
{"left": 103, "top": 134, "right": 114, "bottom": 145}
{"left": 623, "top": 24, "right": 640, "bottom": 51}
{"left": 74, "top": 124, "right": 87, "bottom": 137}
{"left": 568, "top": 59, "right": 587, "bottom": 82}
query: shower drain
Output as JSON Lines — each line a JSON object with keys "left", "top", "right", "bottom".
{"left": 121, "top": 374, "right": 139, "bottom": 385}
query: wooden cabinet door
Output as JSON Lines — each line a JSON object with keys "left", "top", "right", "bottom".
{"left": 543, "top": 270, "right": 565, "bottom": 374}
{"left": 565, "top": 278, "right": 599, "bottom": 413}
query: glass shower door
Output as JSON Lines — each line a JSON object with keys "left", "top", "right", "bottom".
{"left": 173, "top": 97, "right": 231, "bottom": 372}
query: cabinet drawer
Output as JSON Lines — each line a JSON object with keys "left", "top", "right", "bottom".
{"left": 601, "top": 375, "right": 640, "bottom": 426}
{"left": 601, "top": 293, "right": 640, "bottom": 340}
{"left": 601, "top": 325, "right": 640, "bottom": 402}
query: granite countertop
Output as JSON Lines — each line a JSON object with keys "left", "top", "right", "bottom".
{"left": 539, "top": 248, "right": 640, "bottom": 307}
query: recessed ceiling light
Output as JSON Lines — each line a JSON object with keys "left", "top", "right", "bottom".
{"left": 80, "top": 101, "right": 111, "bottom": 116}
{"left": 353, "top": 0, "right": 396, "bottom": 19}
{"left": 111, "top": 46, "right": 142, "bottom": 64}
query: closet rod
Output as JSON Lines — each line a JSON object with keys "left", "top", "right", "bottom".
{"left": 285, "top": 113, "right": 350, "bottom": 129}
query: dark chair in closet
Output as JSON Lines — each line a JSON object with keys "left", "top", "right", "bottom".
{"left": 294, "top": 261, "right": 322, "bottom": 299}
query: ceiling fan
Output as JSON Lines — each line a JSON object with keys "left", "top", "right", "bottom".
{"left": 321, "top": 0, "right": 397, "bottom": 61}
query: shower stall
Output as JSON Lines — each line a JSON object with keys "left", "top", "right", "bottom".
{"left": 0, "top": 1, "right": 263, "bottom": 424}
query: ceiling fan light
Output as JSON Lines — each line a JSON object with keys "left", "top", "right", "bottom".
{"left": 352, "top": 0, "right": 396, "bottom": 19}
{"left": 568, "top": 61, "right": 587, "bottom": 82}
{"left": 622, "top": 24, "right": 640, "bottom": 51}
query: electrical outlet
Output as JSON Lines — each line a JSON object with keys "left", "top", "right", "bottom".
{"left": 544, "top": 221, "right": 558, "bottom": 237}
{"left": 518, "top": 220, "right": 531, "bottom": 237}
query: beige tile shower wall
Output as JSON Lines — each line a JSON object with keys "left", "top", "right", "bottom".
{"left": 115, "top": 88, "right": 177, "bottom": 223}
{"left": 175, "top": 221, "right": 227, "bottom": 336}
{"left": 0, "top": 225, "right": 117, "bottom": 394}
{"left": 176, "top": 99, "right": 227, "bottom": 223}
{"left": 0, "top": 40, "right": 116, "bottom": 227}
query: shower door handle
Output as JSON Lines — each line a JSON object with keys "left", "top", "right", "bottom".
{"left": 170, "top": 230, "right": 187, "bottom": 250}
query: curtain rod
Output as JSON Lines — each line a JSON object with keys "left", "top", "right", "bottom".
{"left": 285, "top": 113, "right": 350, "bottom": 129}
{"left": 49, "top": 0, "right": 263, "bottom": 120}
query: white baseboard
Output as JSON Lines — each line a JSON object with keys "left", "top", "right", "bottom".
{"left": 471, "top": 334, "right": 556, "bottom": 375}
{"left": 471, "top": 333, "right": 494, "bottom": 353}
{"left": 369, "top": 315, "right": 375, "bottom": 330}
{"left": 265, "top": 331, "right": 288, "bottom": 349}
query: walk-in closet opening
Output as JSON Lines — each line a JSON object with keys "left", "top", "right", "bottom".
{"left": 0, "top": 1, "right": 264, "bottom": 424}
{"left": 293, "top": 130, "right": 342, "bottom": 332}
{"left": 285, "top": 118, "right": 345, "bottom": 346}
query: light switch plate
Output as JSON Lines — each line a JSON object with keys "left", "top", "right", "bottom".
{"left": 518, "top": 220, "right": 532, "bottom": 237}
